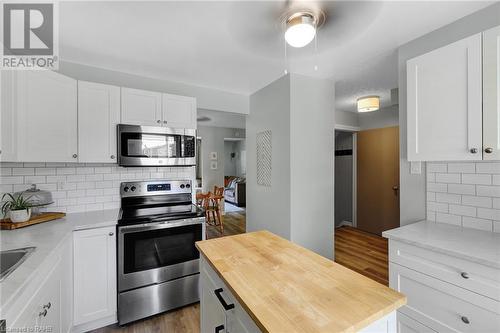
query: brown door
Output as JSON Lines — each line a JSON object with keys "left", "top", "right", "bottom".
{"left": 357, "top": 126, "right": 399, "bottom": 236}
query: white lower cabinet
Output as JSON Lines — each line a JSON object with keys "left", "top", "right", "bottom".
{"left": 389, "top": 241, "right": 500, "bottom": 333}
{"left": 73, "top": 226, "right": 117, "bottom": 331}
{"left": 201, "top": 256, "right": 260, "bottom": 333}
{"left": 8, "top": 236, "right": 72, "bottom": 333}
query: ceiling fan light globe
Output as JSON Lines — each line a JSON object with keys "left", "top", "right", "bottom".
{"left": 285, "top": 23, "right": 316, "bottom": 48}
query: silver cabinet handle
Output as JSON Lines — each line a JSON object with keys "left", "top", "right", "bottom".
{"left": 163, "top": 120, "right": 168, "bottom": 124}
{"left": 485, "top": 147, "right": 493, "bottom": 154}
{"left": 157, "top": 120, "right": 161, "bottom": 124}
{"left": 461, "top": 272, "right": 469, "bottom": 279}
{"left": 43, "top": 302, "right": 51, "bottom": 309}
{"left": 110, "top": 155, "right": 115, "bottom": 159}
{"left": 39, "top": 309, "right": 47, "bottom": 317}
{"left": 469, "top": 148, "right": 478, "bottom": 154}
{"left": 461, "top": 316, "right": 470, "bottom": 324}
{"left": 72, "top": 154, "right": 78, "bottom": 158}
{"left": 109, "top": 232, "right": 114, "bottom": 236}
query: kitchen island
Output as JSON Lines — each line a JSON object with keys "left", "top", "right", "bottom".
{"left": 196, "top": 230, "right": 406, "bottom": 333}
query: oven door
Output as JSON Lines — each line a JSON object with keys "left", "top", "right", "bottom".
{"left": 117, "top": 125, "right": 196, "bottom": 167}
{"left": 118, "top": 217, "right": 204, "bottom": 292}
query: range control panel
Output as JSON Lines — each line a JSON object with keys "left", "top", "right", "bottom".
{"left": 120, "top": 180, "right": 192, "bottom": 197}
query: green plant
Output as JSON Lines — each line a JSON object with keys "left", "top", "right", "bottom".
{"left": 1, "top": 192, "right": 33, "bottom": 217}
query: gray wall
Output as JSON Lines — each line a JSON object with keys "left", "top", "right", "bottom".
{"left": 289, "top": 74, "right": 335, "bottom": 259}
{"left": 336, "top": 110, "right": 359, "bottom": 128}
{"left": 197, "top": 126, "right": 245, "bottom": 192}
{"left": 247, "top": 75, "right": 292, "bottom": 239}
{"left": 334, "top": 132, "right": 353, "bottom": 227}
{"left": 398, "top": 2, "right": 500, "bottom": 226}
{"left": 58, "top": 61, "right": 249, "bottom": 114}
{"left": 247, "top": 74, "right": 335, "bottom": 259}
{"left": 223, "top": 140, "right": 246, "bottom": 177}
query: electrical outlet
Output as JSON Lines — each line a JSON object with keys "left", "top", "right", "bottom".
{"left": 410, "top": 161, "right": 422, "bottom": 174}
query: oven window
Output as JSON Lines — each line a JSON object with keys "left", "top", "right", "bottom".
{"left": 123, "top": 224, "right": 201, "bottom": 274}
{"left": 121, "top": 133, "right": 180, "bottom": 158}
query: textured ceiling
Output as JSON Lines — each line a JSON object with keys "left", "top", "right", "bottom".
{"left": 59, "top": 1, "right": 493, "bottom": 109}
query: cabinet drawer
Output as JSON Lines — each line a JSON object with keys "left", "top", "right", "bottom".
{"left": 390, "top": 263, "right": 500, "bottom": 333}
{"left": 397, "top": 312, "right": 436, "bottom": 333}
{"left": 389, "top": 240, "right": 500, "bottom": 301}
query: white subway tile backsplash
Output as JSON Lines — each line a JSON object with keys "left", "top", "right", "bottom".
{"left": 12, "top": 168, "right": 34, "bottom": 176}
{"left": 427, "top": 163, "right": 447, "bottom": 173}
{"left": 435, "top": 213, "right": 461, "bottom": 226}
{"left": 426, "top": 161, "right": 500, "bottom": 232}
{"left": 447, "top": 184, "right": 475, "bottom": 195}
{"left": 461, "top": 195, "right": 492, "bottom": 208}
{"left": 428, "top": 202, "right": 448, "bottom": 213}
{"left": 449, "top": 204, "right": 476, "bottom": 217}
{"left": 462, "top": 217, "right": 493, "bottom": 231}
{"left": 0, "top": 162, "right": 195, "bottom": 214}
{"left": 461, "top": 174, "right": 492, "bottom": 185}
{"left": 475, "top": 162, "right": 500, "bottom": 174}
{"left": 476, "top": 185, "right": 500, "bottom": 197}
{"left": 435, "top": 193, "right": 461, "bottom": 204}
{"left": 427, "top": 183, "right": 448, "bottom": 193}
{"left": 435, "top": 173, "right": 460, "bottom": 184}
{"left": 447, "top": 163, "right": 475, "bottom": 173}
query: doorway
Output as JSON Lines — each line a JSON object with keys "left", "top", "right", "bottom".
{"left": 334, "top": 126, "right": 399, "bottom": 286}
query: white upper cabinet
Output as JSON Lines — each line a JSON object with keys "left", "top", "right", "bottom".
{"left": 15, "top": 71, "right": 78, "bottom": 162}
{"left": 483, "top": 25, "right": 500, "bottom": 160}
{"left": 121, "top": 87, "right": 162, "bottom": 126}
{"left": 407, "top": 33, "right": 483, "bottom": 161}
{"left": 162, "top": 93, "right": 197, "bottom": 129}
{"left": 0, "top": 70, "right": 17, "bottom": 161}
{"left": 78, "top": 81, "right": 120, "bottom": 163}
{"left": 73, "top": 226, "right": 117, "bottom": 326}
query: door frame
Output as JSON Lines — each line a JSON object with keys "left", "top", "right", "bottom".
{"left": 334, "top": 124, "right": 359, "bottom": 228}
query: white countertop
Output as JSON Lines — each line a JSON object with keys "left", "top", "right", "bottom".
{"left": 0, "top": 209, "right": 119, "bottom": 310}
{"left": 383, "top": 220, "right": 500, "bottom": 269}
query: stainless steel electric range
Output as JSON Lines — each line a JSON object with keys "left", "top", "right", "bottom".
{"left": 117, "top": 180, "right": 205, "bottom": 325}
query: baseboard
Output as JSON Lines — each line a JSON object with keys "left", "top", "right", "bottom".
{"left": 337, "top": 220, "right": 353, "bottom": 227}
{"left": 71, "top": 314, "right": 117, "bottom": 333}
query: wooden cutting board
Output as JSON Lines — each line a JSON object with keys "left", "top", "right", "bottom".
{"left": 0, "top": 212, "right": 66, "bottom": 230}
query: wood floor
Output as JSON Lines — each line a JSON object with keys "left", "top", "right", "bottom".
{"left": 334, "top": 226, "right": 389, "bottom": 286}
{"left": 92, "top": 217, "right": 390, "bottom": 332}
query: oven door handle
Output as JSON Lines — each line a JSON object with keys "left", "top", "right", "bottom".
{"left": 119, "top": 218, "right": 204, "bottom": 233}
{"left": 214, "top": 288, "right": 234, "bottom": 311}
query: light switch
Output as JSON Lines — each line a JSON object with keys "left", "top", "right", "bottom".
{"left": 410, "top": 161, "right": 422, "bottom": 174}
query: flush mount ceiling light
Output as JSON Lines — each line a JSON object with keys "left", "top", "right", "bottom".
{"left": 357, "top": 96, "right": 380, "bottom": 112}
{"left": 284, "top": 12, "right": 317, "bottom": 48}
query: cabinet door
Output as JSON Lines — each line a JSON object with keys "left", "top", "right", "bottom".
{"left": 397, "top": 312, "right": 436, "bottom": 333}
{"left": 0, "top": 70, "right": 17, "bottom": 161}
{"left": 73, "top": 226, "right": 117, "bottom": 325}
{"left": 78, "top": 81, "right": 120, "bottom": 163}
{"left": 483, "top": 25, "right": 500, "bottom": 160}
{"left": 407, "top": 34, "right": 482, "bottom": 161}
{"left": 121, "top": 87, "right": 162, "bottom": 126}
{"left": 16, "top": 71, "right": 78, "bottom": 162}
{"left": 162, "top": 93, "right": 197, "bottom": 129}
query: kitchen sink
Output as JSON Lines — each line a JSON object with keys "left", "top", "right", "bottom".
{"left": 0, "top": 247, "right": 36, "bottom": 282}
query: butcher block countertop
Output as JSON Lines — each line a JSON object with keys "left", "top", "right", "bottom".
{"left": 196, "top": 230, "right": 406, "bottom": 333}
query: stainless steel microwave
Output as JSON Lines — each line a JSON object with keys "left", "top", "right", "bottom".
{"left": 117, "top": 124, "right": 196, "bottom": 167}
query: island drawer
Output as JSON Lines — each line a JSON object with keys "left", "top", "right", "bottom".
{"left": 389, "top": 240, "right": 500, "bottom": 301}
{"left": 390, "top": 262, "right": 500, "bottom": 333}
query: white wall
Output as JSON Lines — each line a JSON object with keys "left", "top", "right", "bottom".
{"left": 336, "top": 110, "right": 359, "bottom": 129}
{"left": 289, "top": 74, "right": 335, "bottom": 259}
{"left": 224, "top": 141, "right": 237, "bottom": 177}
{"left": 197, "top": 126, "right": 245, "bottom": 192}
{"left": 58, "top": 61, "right": 249, "bottom": 114}
{"left": 398, "top": 2, "right": 500, "bottom": 226}
{"left": 247, "top": 75, "right": 292, "bottom": 239}
{"left": 358, "top": 105, "right": 398, "bottom": 130}
{"left": 246, "top": 74, "right": 335, "bottom": 259}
